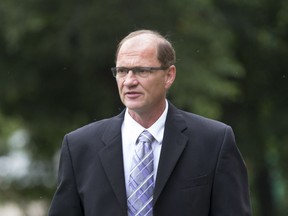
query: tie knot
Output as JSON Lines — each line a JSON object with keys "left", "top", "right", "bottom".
{"left": 137, "top": 130, "right": 154, "bottom": 145}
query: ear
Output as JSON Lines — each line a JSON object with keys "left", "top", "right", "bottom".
{"left": 165, "top": 65, "right": 176, "bottom": 90}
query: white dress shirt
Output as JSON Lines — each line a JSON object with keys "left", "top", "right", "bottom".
{"left": 121, "top": 100, "right": 168, "bottom": 193}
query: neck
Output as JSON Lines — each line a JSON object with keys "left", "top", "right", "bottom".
{"left": 128, "top": 102, "right": 166, "bottom": 128}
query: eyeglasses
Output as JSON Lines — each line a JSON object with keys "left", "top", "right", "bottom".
{"left": 111, "top": 66, "right": 169, "bottom": 78}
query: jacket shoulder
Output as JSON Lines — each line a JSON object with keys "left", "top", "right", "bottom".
{"left": 66, "top": 111, "right": 124, "bottom": 141}
{"left": 181, "top": 110, "right": 228, "bottom": 129}
{"left": 168, "top": 102, "right": 229, "bottom": 132}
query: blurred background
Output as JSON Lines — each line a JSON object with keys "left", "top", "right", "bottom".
{"left": 0, "top": 0, "right": 287, "bottom": 215}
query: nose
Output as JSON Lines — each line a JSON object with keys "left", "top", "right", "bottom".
{"left": 123, "top": 70, "right": 138, "bottom": 86}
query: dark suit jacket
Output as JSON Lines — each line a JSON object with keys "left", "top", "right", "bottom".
{"left": 49, "top": 103, "right": 252, "bottom": 216}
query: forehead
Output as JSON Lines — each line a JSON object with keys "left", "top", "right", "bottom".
{"left": 117, "top": 34, "right": 159, "bottom": 60}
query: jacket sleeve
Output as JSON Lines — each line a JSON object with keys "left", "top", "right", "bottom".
{"left": 210, "top": 126, "right": 252, "bottom": 216}
{"left": 48, "top": 135, "right": 84, "bottom": 216}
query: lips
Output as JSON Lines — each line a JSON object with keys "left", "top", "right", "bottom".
{"left": 125, "top": 91, "right": 142, "bottom": 99}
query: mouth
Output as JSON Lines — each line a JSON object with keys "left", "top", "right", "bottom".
{"left": 125, "top": 91, "right": 142, "bottom": 99}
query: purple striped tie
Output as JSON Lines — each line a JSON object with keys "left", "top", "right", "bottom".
{"left": 127, "top": 130, "right": 154, "bottom": 216}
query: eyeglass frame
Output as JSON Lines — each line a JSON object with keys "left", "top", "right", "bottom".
{"left": 111, "top": 66, "right": 169, "bottom": 78}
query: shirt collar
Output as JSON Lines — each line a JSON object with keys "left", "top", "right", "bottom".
{"left": 123, "top": 100, "right": 168, "bottom": 144}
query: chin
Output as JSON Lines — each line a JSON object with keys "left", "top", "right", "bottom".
{"left": 124, "top": 101, "right": 144, "bottom": 111}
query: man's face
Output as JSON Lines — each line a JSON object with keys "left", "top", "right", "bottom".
{"left": 115, "top": 34, "right": 175, "bottom": 116}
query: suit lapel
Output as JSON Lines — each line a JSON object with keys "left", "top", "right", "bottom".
{"left": 153, "top": 104, "right": 188, "bottom": 204}
{"left": 98, "top": 112, "right": 128, "bottom": 214}
{"left": 96, "top": 104, "right": 188, "bottom": 210}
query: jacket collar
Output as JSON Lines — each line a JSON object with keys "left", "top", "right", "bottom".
{"left": 98, "top": 103, "right": 188, "bottom": 211}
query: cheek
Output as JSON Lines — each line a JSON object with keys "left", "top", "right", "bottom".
{"left": 116, "top": 79, "right": 122, "bottom": 88}
{"left": 116, "top": 80, "right": 123, "bottom": 94}
{"left": 145, "top": 80, "right": 166, "bottom": 94}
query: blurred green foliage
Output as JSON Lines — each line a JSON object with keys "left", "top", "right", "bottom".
{"left": 0, "top": 0, "right": 287, "bottom": 215}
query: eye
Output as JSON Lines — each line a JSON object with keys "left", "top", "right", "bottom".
{"left": 133, "top": 67, "right": 151, "bottom": 78}
{"left": 117, "top": 68, "right": 128, "bottom": 74}
{"left": 133, "top": 68, "right": 146, "bottom": 73}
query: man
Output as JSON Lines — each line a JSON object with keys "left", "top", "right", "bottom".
{"left": 49, "top": 30, "right": 252, "bottom": 216}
